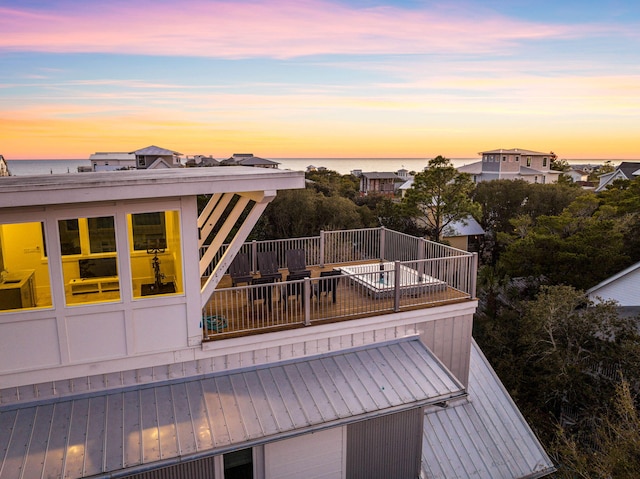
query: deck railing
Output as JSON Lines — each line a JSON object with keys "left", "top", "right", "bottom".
{"left": 202, "top": 241, "right": 477, "bottom": 339}
{"left": 200, "top": 227, "right": 469, "bottom": 276}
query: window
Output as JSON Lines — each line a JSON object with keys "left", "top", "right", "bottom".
{"left": 224, "top": 449, "right": 253, "bottom": 479}
{"left": 526, "top": 157, "right": 532, "bottom": 167}
{"left": 543, "top": 157, "right": 548, "bottom": 167}
{"left": 58, "top": 216, "right": 119, "bottom": 306}
{"left": 59, "top": 219, "right": 81, "bottom": 255}
{"left": 129, "top": 211, "right": 182, "bottom": 298}
{"left": 131, "top": 212, "right": 165, "bottom": 251}
{"left": 89, "top": 216, "right": 116, "bottom": 253}
{"left": 502, "top": 156, "right": 507, "bottom": 162}
{"left": 0, "top": 221, "right": 52, "bottom": 312}
{"left": 516, "top": 156, "right": 520, "bottom": 162}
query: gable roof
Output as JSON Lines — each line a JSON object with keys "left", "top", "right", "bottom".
{"left": 586, "top": 261, "right": 640, "bottom": 307}
{"left": 131, "top": 145, "right": 182, "bottom": 156}
{"left": 443, "top": 216, "right": 485, "bottom": 238}
{"left": 595, "top": 161, "right": 640, "bottom": 192}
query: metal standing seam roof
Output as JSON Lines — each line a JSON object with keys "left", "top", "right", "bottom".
{"left": 0, "top": 338, "right": 464, "bottom": 479}
{"left": 421, "top": 341, "right": 556, "bottom": 479}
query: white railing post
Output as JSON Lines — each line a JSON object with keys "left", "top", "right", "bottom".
{"left": 470, "top": 252, "right": 478, "bottom": 298}
{"left": 251, "top": 240, "right": 258, "bottom": 272}
{"left": 320, "top": 230, "right": 325, "bottom": 268}
{"left": 304, "top": 277, "right": 311, "bottom": 325}
{"left": 379, "top": 226, "right": 386, "bottom": 261}
{"left": 394, "top": 260, "right": 401, "bottom": 312}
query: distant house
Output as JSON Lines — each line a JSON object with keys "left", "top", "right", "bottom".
{"left": 89, "top": 151, "right": 136, "bottom": 171}
{"left": 185, "top": 155, "right": 220, "bottom": 168}
{"left": 586, "top": 261, "right": 640, "bottom": 317}
{"left": 0, "top": 155, "right": 9, "bottom": 177}
{"left": 221, "top": 153, "right": 279, "bottom": 169}
{"left": 566, "top": 167, "right": 590, "bottom": 183}
{"left": 132, "top": 145, "right": 183, "bottom": 169}
{"left": 442, "top": 216, "right": 485, "bottom": 252}
{"left": 595, "top": 161, "right": 640, "bottom": 192}
{"left": 458, "top": 148, "right": 561, "bottom": 184}
{"left": 398, "top": 177, "right": 413, "bottom": 198}
{"left": 359, "top": 171, "right": 401, "bottom": 196}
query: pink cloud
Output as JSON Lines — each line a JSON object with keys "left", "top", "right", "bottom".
{"left": 0, "top": 0, "right": 587, "bottom": 58}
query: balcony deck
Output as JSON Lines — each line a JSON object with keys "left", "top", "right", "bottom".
{"left": 203, "top": 260, "right": 473, "bottom": 340}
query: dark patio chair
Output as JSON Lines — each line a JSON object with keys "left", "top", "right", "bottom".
{"left": 228, "top": 253, "right": 252, "bottom": 286}
{"left": 315, "top": 270, "right": 342, "bottom": 303}
{"left": 248, "top": 276, "right": 275, "bottom": 311}
{"left": 257, "top": 251, "right": 282, "bottom": 281}
{"left": 285, "top": 248, "right": 311, "bottom": 277}
{"left": 282, "top": 272, "right": 311, "bottom": 309}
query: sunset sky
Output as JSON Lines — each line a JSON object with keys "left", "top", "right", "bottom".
{"left": 1, "top": 0, "right": 639, "bottom": 160}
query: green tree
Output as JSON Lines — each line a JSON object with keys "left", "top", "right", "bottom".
{"left": 475, "top": 284, "right": 640, "bottom": 446}
{"left": 306, "top": 169, "right": 360, "bottom": 200}
{"left": 252, "top": 187, "right": 369, "bottom": 239}
{"left": 555, "top": 380, "right": 640, "bottom": 479}
{"left": 403, "top": 155, "right": 479, "bottom": 242}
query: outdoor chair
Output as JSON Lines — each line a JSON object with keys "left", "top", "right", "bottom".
{"left": 285, "top": 248, "right": 311, "bottom": 277}
{"left": 257, "top": 251, "right": 282, "bottom": 281}
{"left": 248, "top": 276, "right": 275, "bottom": 311}
{"left": 228, "top": 253, "right": 252, "bottom": 286}
{"left": 282, "top": 272, "right": 311, "bottom": 309}
{"left": 315, "top": 270, "right": 342, "bottom": 303}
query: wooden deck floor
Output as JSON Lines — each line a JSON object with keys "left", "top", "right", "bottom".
{"left": 204, "top": 263, "right": 471, "bottom": 340}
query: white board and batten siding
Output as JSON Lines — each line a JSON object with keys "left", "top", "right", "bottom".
{"left": 265, "top": 427, "right": 345, "bottom": 479}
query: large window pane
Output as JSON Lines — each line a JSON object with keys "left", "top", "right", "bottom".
{"left": 59, "top": 216, "right": 119, "bottom": 306}
{"left": 59, "top": 219, "right": 81, "bottom": 255}
{"left": 129, "top": 211, "right": 182, "bottom": 298}
{"left": 131, "top": 212, "right": 166, "bottom": 250}
{"left": 0, "top": 221, "right": 52, "bottom": 312}
{"left": 88, "top": 216, "right": 116, "bottom": 253}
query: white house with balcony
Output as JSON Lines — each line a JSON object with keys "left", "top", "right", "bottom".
{"left": 459, "top": 148, "right": 561, "bottom": 184}
{"left": 0, "top": 168, "right": 553, "bottom": 479}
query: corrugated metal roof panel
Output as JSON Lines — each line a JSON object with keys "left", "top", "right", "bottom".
{"left": 421, "top": 340, "right": 555, "bottom": 479}
{"left": 0, "top": 338, "right": 463, "bottom": 479}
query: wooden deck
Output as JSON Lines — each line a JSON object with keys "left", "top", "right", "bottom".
{"left": 203, "top": 262, "right": 472, "bottom": 340}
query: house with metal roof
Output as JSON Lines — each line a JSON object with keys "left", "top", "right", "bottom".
{"left": 595, "top": 161, "right": 640, "bottom": 192}
{"left": 221, "top": 153, "right": 280, "bottom": 169}
{"left": 0, "top": 168, "right": 554, "bottom": 479}
{"left": 131, "top": 145, "right": 183, "bottom": 169}
{"left": 458, "top": 148, "right": 560, "bottom": 184}
{"left": 586, "top": 261, "right": 640, "bottom": 318}
{"left": 359, "top": 171, "right": 401, "bottom": 196}
{"left": 442, "top": 215, "right": 485, "bottom": 252}
{"left": 89, "top": 151, "right": 136, "bottom": 171}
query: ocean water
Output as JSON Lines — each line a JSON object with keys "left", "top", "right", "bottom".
{"left": 6, "top": 159, "right": 91, "bottom": 176}
{"left": 4, "top": 157, "right": 616, "bottom": 177}
{"left": 4, "top": 158, "right": 461, "bottom": 176}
